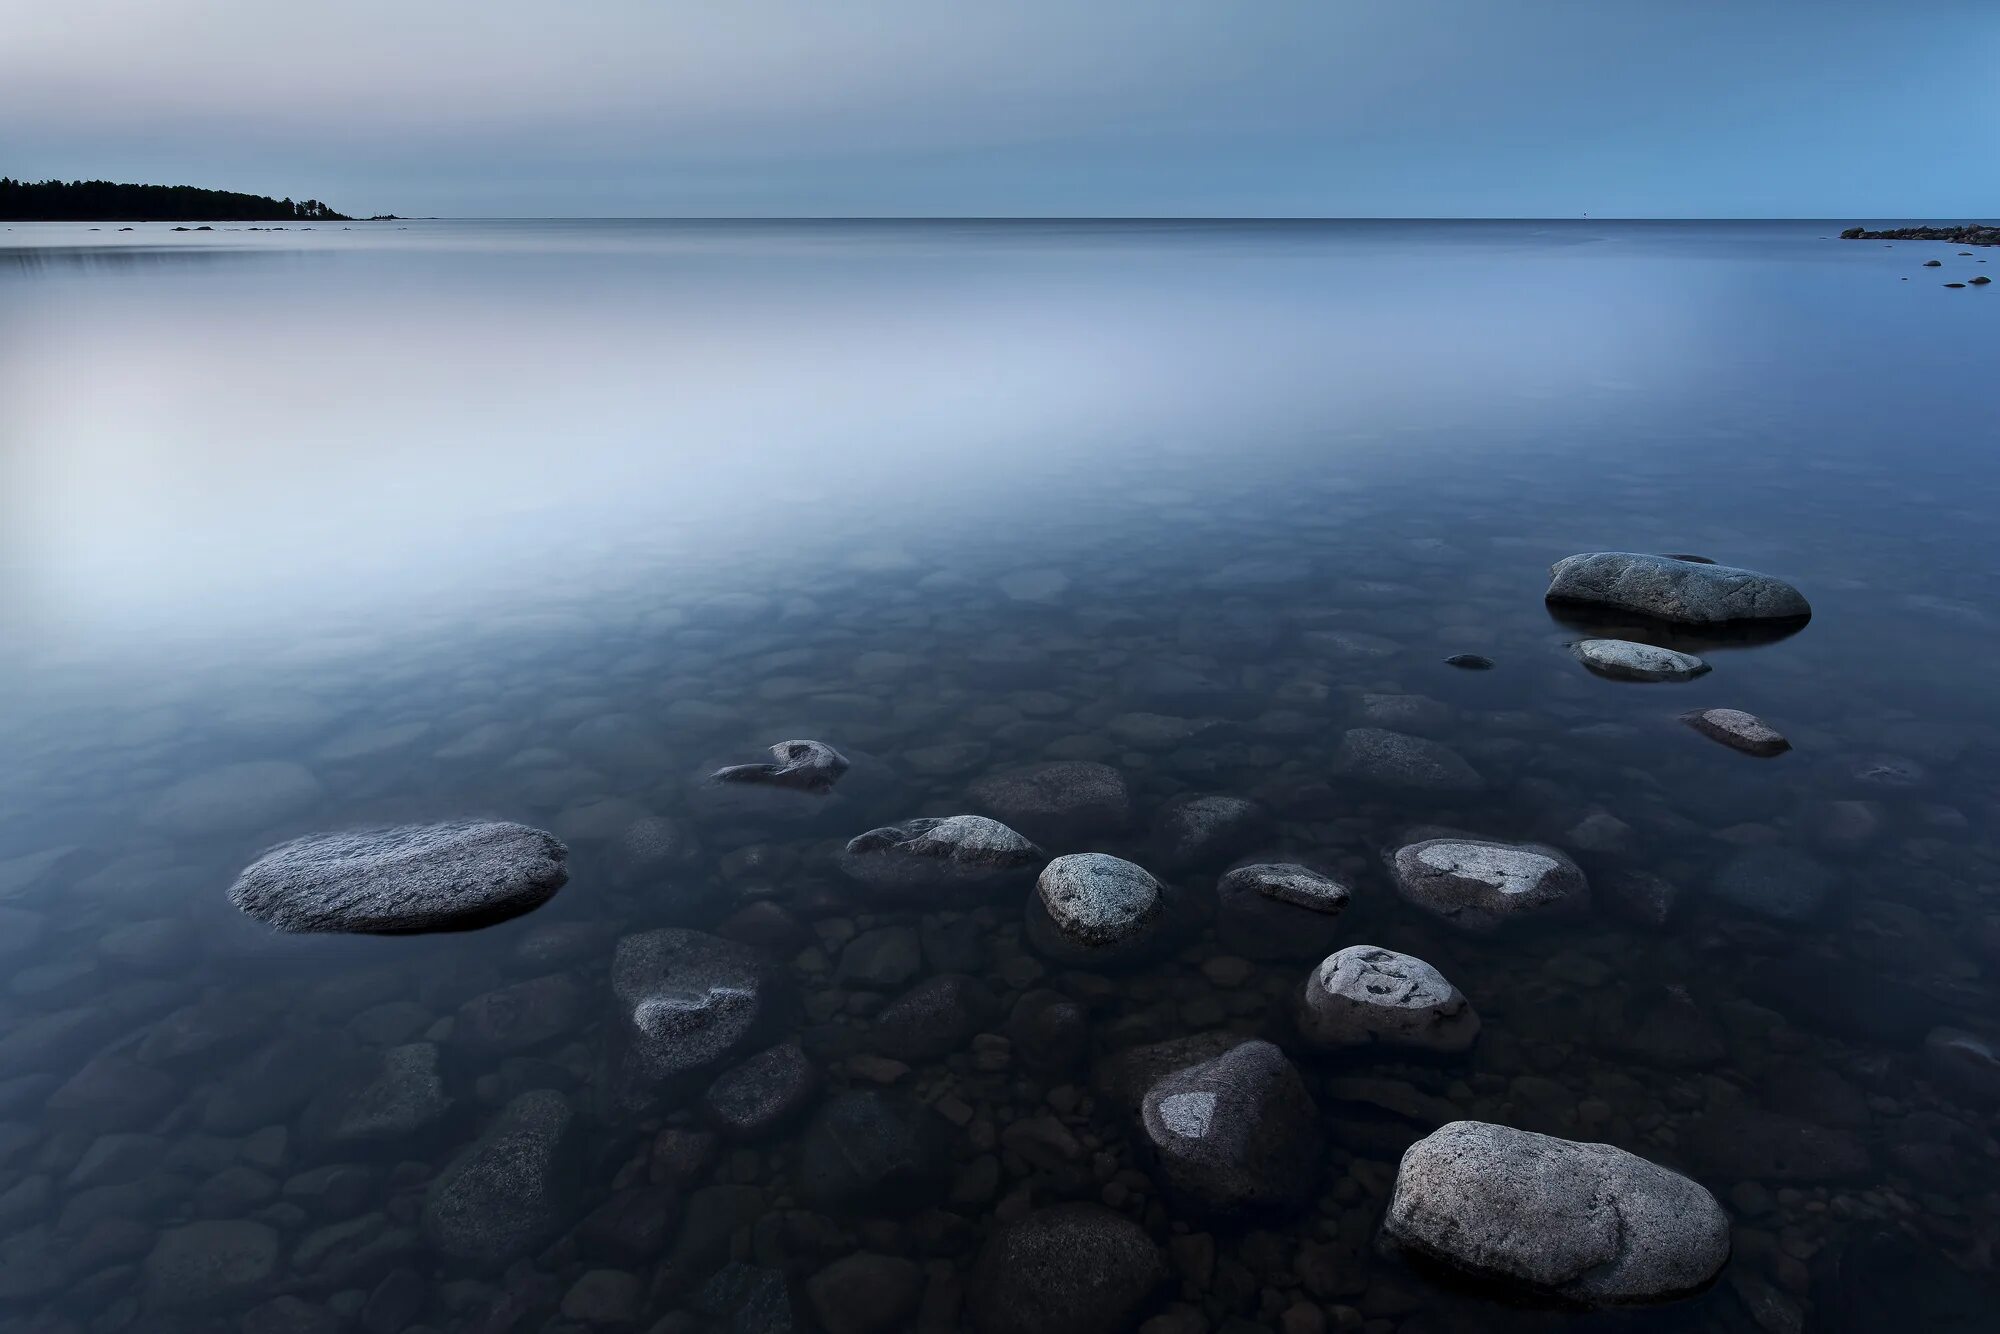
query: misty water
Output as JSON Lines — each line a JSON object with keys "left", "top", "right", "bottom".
{"left": 1, "top": 219, "right": 1996, "bottom": 1333}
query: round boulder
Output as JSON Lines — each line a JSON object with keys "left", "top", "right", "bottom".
{"left": 1391, "top": 838, "right": 1588, "bottom": 931}
{"left": 1138, "top": 1039, "right": 1324, "bottom": 1219}
{"left": 227, "top": 821, "right": 568, "bottom": 934}
{"left": 968, "top": 1203, "right": 1167, "bottom": 1334}
{"left": 1545, "top": 552, "right": 1811, "bottom": 626}
{"left": 1298, "top": 946, "right": 1480, "bottom": 1053}
{"left": 1025, "top": 853, "right": 1167, "bottom": 967}
{"left": 1382, "top": 1120, "right": 1730, "bottom": 1307}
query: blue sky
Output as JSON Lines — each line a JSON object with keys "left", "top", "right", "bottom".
{"left": 7, "top": 0, "right": 1997, "bottom": 217}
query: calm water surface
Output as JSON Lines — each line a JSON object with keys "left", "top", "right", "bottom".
{"left": 0, "top": 220, "right": 1995, "bottom": 1333}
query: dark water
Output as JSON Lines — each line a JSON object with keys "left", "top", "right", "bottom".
{"left": 1, "top": 219, "right": 1996, "bottom": 1334}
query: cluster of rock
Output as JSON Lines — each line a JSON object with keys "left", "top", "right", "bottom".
{"left": 1840, "top": 223, "right": 2000, "bottom": 246}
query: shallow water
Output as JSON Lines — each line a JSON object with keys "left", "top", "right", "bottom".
{"left": 1, "top": 218, "right": 1997, "bottom": 1333}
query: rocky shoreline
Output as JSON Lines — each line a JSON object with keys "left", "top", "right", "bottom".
{"left": 1840, "top": 223, "right": 2000, "bottom": 246}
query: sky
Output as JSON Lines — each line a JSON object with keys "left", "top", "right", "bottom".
{"left": 5, "top": 0, "right": 1998, "bottom": 218}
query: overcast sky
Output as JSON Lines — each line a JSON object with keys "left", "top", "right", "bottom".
{"left": 7, "top": 0, "right": 1997, "bottom": 218}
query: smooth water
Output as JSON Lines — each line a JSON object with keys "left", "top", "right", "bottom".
{"left": 0, "top": 219, "right": 1996, "bottom": 1334}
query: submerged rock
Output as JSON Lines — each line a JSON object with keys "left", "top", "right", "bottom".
{"left": 301, "top": 1042, "right": 451, "bottom": 1147}
{"left": 968, "top": 1203, "right": 1167, "bottom": 1334}
{"left": 142, "top": 1219, "right": 281, "bottom": 1309}
{"left": 607, "top": 928, "right": 783, "bottom": 1117}
{"left": 1684, "top": 1108, "right": 1870, "bottom": 1181}
{"left": 1443, "top": 653, "right": 1495, "bottom": 670}
{"left": 1923, "top": 1027, "right": 2000, "bottom": 1103}
{"left": 1331, "top": 728, "right": 1484, "bottom": 792}
{"left": 968, "top": 761, "right": 1133, "bottom": 848}
{"left": 228, "top": 821, "right": 568, "bottom": 934}
{"left": 1215, "top": 862, "right": 1351, "bottom": 960}
{"left": 1391, "top": 838, "right": 1588, "bottom": 931}
{"left": 1546, "top": 552, "right": 1811, "bottom": 626}
{"left": 1570, "top": 638, "right": 1710, "bottom": 682}
{"left": 1682, "top": 708, "right": 1790, "bottom": 756}
{"left": 1382, "top": 1121, "right": 1730, "bottom": 1307}
{"left": 702, "top": 1042, "right": 818, "bottom": 1140}
{"left": 709, "top": 739, "right": 850, "bottom": 794}
{"left": 1138, "top": 1039, "right": 1323, "bottom": 1218}
{"left": 1150, "top": 794, "right": 1273, "bottom": 872}
{"left": 144, "top": 761, "right": 325, "bottom": 835}
{"left": 795, "top": 1091, "right": 953, "bottom": 1215}
{"left": 1025, "top": 853, "right": 1167, "bottom": 966}
{"left": 1708, "top": 846, "right": 1836, "bottom": 922}
{"left": 871, "top": 973, "right": 997, "bottom": 1062}
{"left": 422, "top": 1089, "right": 580, "bottom": 1264}
{"left": 838, "top": 815, "right": 1043, "bottom": 901}
{"left": 1298, "top": 946, "right": 1480, "bottom": 1052}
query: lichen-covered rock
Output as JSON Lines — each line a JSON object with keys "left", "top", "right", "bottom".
{"left": 838, "top": 815, "right": 1043, "bottom": 901}
{"left": 1391, "top": 838, "right": 1588, "bottom": 931}
{"left": 1298, "top": 946, "right": 1480, "bottom": 1052}
{"left": 1382, "top": 1121, "right": 1730, "bottom": 1307}
{"left": 1546, "top": 552, "right": 1811, "bottom": 626}
{"left": 1571, "top": 639, "right": 1710, "bottom": 683}
{"left": 968, "top": 1203, "right": 1167, "bottom": 1334}
{"left": 1682, "top": 708, "right": 1791, "bottom": 756}
{"left": 228, "top": 821, "right": 567, "bottom": 934}
{"left": 709, "top": 739, "right": 850, "bottom": 793}
{"left": 1216, "top": 862, "right": 1351, "bottom": 960}
{"left": 1331, "top": 729, "right": 1484, "bottom": 792}
{"left": 421, "top": 1089, "right": 580, "bottom": 1265}
{"left": 606, "top": 928, "right": 784, "bottom": 1117}
{"left": 1138, "top": 1039, "right": 1323, "bottom": 1218}
{"left": 1025, "top": 853, "right": 1167, "bottom": 967}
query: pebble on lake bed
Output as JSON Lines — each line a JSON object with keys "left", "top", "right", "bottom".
{"left": 1681, "top": 707, "right": 1790, "bottom": 756}
{"left": 1570, "top": 638, "right": 1710, "bottom": 683}
{"left": 226, "top": 820, "right": 568, "bottom": 934}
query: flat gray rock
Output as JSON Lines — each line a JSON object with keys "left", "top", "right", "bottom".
{"left": 1331, "top": 729, "right": 1484, "bottom": 792}
{"left": 1547, "top": 552, "right": 1811, "bottom": 626}
{"left": 1138, "top": 1039, "right": 1323, "bottom": 1219}
{"left": 1571, "top": 638, "right": 1710, "bottom": 682}
{"left": 1383, "top": 1121, "right": 1730, "bottom": 1307}
{"left": 1025, "top": 853, "right": 1166, "bottom": 966}
{"left": 1682, "top": 708, "right": 1790, "bottom": 756}
{"left": 839, "top": 814, "right": 1043, "bottom": 901}
{"left": 1298, "top": 946, "right": 1480, "bottom": 1052}
{"left": 1391, "top": 838, "right": 1589, "bottom": 931}
{"left": 228, "top": 820, "right": 568, "bottom": 934}
{"left": 1216, "top": 862, "right": 1351, "bottom": 960}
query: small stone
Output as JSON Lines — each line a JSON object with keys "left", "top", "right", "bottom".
{"left": 1390, "top": 838, "right": 1588, "bottom": 931}
{"left": 709, "top": 739, "right": 850, "bottom": 793}
{"left": 1297, "top": 946, "right": 1479, "bottom": 1053}
{"left": 1571, "top": 639, "right": 1710, "bottom": 683}
{"left": 1443, "top": 654, "right": 1495, "bottom": 670}
{"left": 1682, "top": 709, "right": 1791, "bottom": 757}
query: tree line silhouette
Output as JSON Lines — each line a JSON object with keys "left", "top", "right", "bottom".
{"left": 0, "top": 178, "right": 351, "bottom": 221}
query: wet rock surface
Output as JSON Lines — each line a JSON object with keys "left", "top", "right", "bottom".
{"left": 967, "top": 1203, "right": 1167, "bottom": 1334}
{"left": 607, "top": 928, "right": 784, "bottom": 1116}
{"left": 709, "top": 738, "right": 851, "bottom": 793}
{"left": 1682, "top": 706, "right": 1791, "bottom": 755}
{"left": 1298, "top": 945, "right": 1480, "bottom": 1052}
{"left": 228, "top": 820, "right": 569, "bottom": 933}
{"left": 838, "top": 814, "right": 1043, "bottom": 901}
{"left": 1138, "top": 1038, "right": 1324, "bottom": 1218}
{"left": 1571, "top": 637, "right": 1711, "bottom": 682}
{"left": 1214, "top": 861, "right": 1351, "bottom": 959}
{"left": 1383, "top": 1120, "right": 1731, "bottom": 1307}
{"left": 421, "top": 1088, "right": 580, "bottom": 1264}
{"left": 1547, "top": 551, "right": 1812, "bottom": 625}
{"left": 1025, "top": 852, "right": 1167, "bottom": 966}
{"left": 1391, "top": 837, "right": 1588, "bottom": 930}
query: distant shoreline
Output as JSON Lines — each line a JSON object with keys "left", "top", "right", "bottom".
{"left": 0, "top": 177, "right": 366, "bottom": 223}
{"left": 1840, "top": 223, "right": 1998, "bottom": 246}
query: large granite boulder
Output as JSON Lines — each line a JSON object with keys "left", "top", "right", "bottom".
{"left": 1025, "top": 853, "right": 1168, "bottom": 967}
{"left": 1298, "top": 946, "right": 1480, "bottom": 1053}
{"left": 1138, "top": 1039, "right": 1323, "bottom": 1219}
{"left": 605, "top": 928, "right": 785, "bottom": 1118}
{"left": 421, "top": 1090, "right": 580, "bottom": 1265}
{"left": 1391, "top": 838, "right": 1588, "bottom": 931}
{"left": 1382, "top": 1121, "right": 1730, "bottom": 1307}
{"left": 1546, "top": 552, "right": 1810, "bottom": 626}
{"left": 838, "top": 815, "right": 1043, "bottom": 902}
{"left": 1215, "top": 862, "right": 1351, "bottom": 960}
{"left": 227, "top": 821, "right": 568, "bottom": 934}
{"left": 968, "top": 1203, "right": 1167, "bottom": 1334}
{"left": 968, "top": 761, "right": 1133, "bottom": 848}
